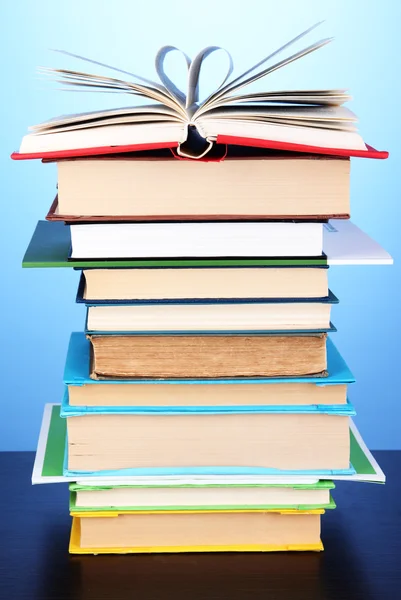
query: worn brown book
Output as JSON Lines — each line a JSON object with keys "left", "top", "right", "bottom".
{"left": 66, "top": 412, "right": 349, "bottom": 471}
{"left": 46, "top": 152, "right": 350, "bottom": 222}
{"left": 87, "top": 334, "right": 327, "bottom": 379}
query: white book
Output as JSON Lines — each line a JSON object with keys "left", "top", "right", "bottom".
{"left": 70, "top": 221, "right": 323, "bottom": 259}
{"left": 70, "top": 219, "right": 392, "bottom": 264}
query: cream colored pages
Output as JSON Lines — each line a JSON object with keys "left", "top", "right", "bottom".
{"left": 68, "top": 382, "right": 347, "bottom": 407}
{"left": 79, "top": 512, "right": 321, "bottom": 548}
{"left": 67, "top": 413, "right": 350, "bottom": 471}
{"left": 82, "top": 268, "right": 329, "bottom": 300}
{"left": 57, "top": 157, "right": 350, "bottom": 217}
{"left": 75, "top": 485, "right": 330, "bottom": 508}
{"left": 86, "top": 303, "right": 332, "bottom": 332}
{"left": 88, "top": 334, "right": 327, "bottom": 379}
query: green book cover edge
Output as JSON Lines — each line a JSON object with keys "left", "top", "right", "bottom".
{"left": 349, "top": 428, "right": 376, "bottom": 475}
{"left": 42, "top": 405, "right": 67, "bottom": 476}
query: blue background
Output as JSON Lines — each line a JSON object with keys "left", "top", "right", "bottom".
{"left": 1, "top": 1, "right": 399, "bottom": 450}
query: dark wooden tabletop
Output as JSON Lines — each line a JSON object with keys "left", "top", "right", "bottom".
{"left": 0, "top": 451, "right": 400, "bottom": 600}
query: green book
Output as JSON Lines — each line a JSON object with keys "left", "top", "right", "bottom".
{"left": 69, "top": 490, "right": 336, "bottom": 513}
{"left": 23, "top": 221, "right": 327, "bottom": 269}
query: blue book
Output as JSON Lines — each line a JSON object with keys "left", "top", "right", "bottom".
{"left": 61, "top": 387, "right": 356, "bottom": 417}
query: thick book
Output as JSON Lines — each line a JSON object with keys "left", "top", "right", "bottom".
{"left": 69, "top": 480, "right": 335, "bottom": 511}
{"left": 32, "top": 404, "right": 383, "bottom": 484}
{"left": 69, "top": 511, "right": 323, "bottom": 554}
{"left": 64, "top": 332, "right": 352, "bottom": 408}
{"left": 69, "top": 221, "right": 324, "bottom": 260}
{"left": 84, "top": 292, "right": 338, "bottom": 334}
{"left": 64, "top": 409, "right": 350, "bottom": 473}
{"left": 32, "top": 405, "right": 385, "bottom": 484}
{"left": 87, "top": 333, "right": 328, "bottom": 379}
{"left": 78, "top": 266, "right": 330, "bottom": 302}
{"left": 46, "top": 152, "right": 351, "bottom": 220}
{"left": 12, "top": 25, "right": 388, "bottom": 161}
{"left": 22, "top": 220, "right": 393, "bottom": 269}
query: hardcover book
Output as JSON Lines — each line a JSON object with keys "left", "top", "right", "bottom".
{"left": 46, "top": 151, "right": 351, "bottom": 220}
{"left": 12, "top": 24, "right": 388, "bottom": 161}
{"left": 87, "top": 333, "right": 328, "bottom": 379}
{"left": 69, "top": 221, "right": 324, "bottom": 260}
{"left": 22, "top": 220, "right": 393, "bottom": 269}
{"left": 64, "top": 332, "right": 352, "bottom": 408}
{"left": 83, "top": 292, "right": 338, "bottom": 334}
{"left": 64, "top": 410, "right": 351, "bottom": 473}
{"left": 69, "top": 511, "right": 324, "bottom": 554}
{"left": 77, "top": 266, "right": 330, "bottom": 302}
{"left": 32, "top": 405, "right": 386, "bottom": 484}
{"left": 69, "top": 480, "right": 335, "bottom": 511}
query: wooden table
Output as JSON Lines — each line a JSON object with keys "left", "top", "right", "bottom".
{"left": 0, "top": 451, "right": 399, "bottom": 600}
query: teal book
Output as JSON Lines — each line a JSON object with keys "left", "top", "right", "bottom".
{"left": 61, "top": 387, "right": 356, "bottom": 416}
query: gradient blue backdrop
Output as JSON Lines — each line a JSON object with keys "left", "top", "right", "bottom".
{"left": 1, "top": 1, "right": 399, "bottom": 450}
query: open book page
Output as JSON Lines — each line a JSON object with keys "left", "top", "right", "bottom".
{"left": 40, "top": 67, "right": 187, "bottom": 117}
{"left": 185, "top": 46, "right": 233, "bottom": 109}
{"left": 41, "top": 23, "right": 338, "bottom": 125}
{"left": 154, "top": 46, "right": 190, "bottom": 106}
{"left": 207, "top": 91, "right": 352, "bottom": 109}
{"left": 191, "top": 38, "right": 333, "bottom": 121}
{"left": 194, "top": 24, "right": 332, "bottom": 115}
{"left": 194, "top": 118, "right": 366, "bottom": 151}
{"left": 196, "top": 106, "right": 358, "bottom": 124}
{"left": 203, "top": 23, "right": 323, "bottom": 99}
{"left": 30, "top": 105, "right": 185, "bottom": 134}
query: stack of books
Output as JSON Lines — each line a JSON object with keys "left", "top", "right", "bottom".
{"left": 15, "top": 26, "right": 391, "bottom": 554}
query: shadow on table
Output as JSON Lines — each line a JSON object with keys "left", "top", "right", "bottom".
{"left": 33, "top": 516, "right": 375, "bottom": 600}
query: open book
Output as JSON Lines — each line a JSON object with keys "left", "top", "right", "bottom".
{"left": 14, "top": 23, "right": 388, "bottom": 160}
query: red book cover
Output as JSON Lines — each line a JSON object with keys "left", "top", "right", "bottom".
{"left": 11, "top": 138, "right": 388, "bottom": 161}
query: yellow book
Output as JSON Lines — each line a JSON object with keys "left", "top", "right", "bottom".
{"left": 70, "top": 508, "right": 324, "bottom": 554}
